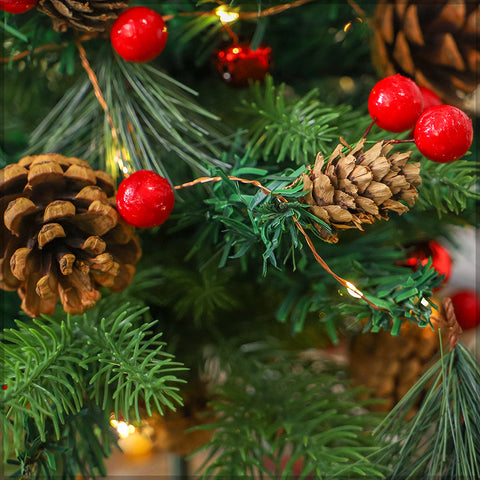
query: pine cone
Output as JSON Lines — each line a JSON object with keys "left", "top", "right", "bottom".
{"left": 349, "top": 306, "right": 444, "bottom": 416}
{"left": 371, "top": 0, "right": 479, "bottom": 114}
{"left": 0, "top": 154, "right": 141, "bottom": 317}
{"left": 37, "top": 0, "right": 129, "bottom": 32}
{"left": 301, "top": 139, "right": 421, "bottom": 243}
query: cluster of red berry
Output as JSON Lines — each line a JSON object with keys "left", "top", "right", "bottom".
{"left": 368, "top": 74, "right": 473, "bottom": 163}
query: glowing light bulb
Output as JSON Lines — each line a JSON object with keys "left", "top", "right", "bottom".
{"left": 343, "top": 21, "right": 352, "bottom": 32}
{"left": 346, "top": 281, "right": 363, "bottom": 299}
{"left": 232, "top": 47, "right": 240, "bottom": 54}
{"left": 215, "top": 5, "right": 239, "bottom": 23}
{"left": 117, "top": 421, "right": 134, "bottom": 439}
{"left": 421, "top": 297, "right": 429, "bottom": 307}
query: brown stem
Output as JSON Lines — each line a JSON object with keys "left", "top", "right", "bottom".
{"left": 362, "top": 119, "right": 376, "bottom": 138}
{"left": 74, "top": 34, "right": 118, "bottom": 143}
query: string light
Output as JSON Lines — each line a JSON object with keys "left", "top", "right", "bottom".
{"left": 345, "top": 281, "right": 363, "bottom": 299}
{"left": 110, "top": 417, "right": 136, "bottom": 439}
{"left": 421, "top": 298, "right": 430, "bottom": 307}
{"left": 215, "top": 5, "right": 239, "bottom": 24}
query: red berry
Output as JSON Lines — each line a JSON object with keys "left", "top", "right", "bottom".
{"left": 2, "top": 385, "right": 7, "bottom": 390}
{"left": 111, "top": 7, "right": 168, "bottom": 63}
{"left": 403, "top": 240, "right": 452, "bottom": 284}
{"left": 419, "top": 87, "right": 442, "bottom": 111}
{"left": 450, "top": 290, "right": 479, "bottom": 331}
{"left": 116, "top": 170, "right": 175, "bottom": 228}
{"left": 0, "top": 0, "right": 37, "bottom": 13}
{"left": 368, "top": 74, "right": 424, "bottom": 132}
{"left": 414, "top": 105, "right": 473, "bottom": 163}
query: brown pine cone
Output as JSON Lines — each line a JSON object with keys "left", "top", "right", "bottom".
{"left": 0, "top": 154, "right": 141, "bottom": 317}
{"left": 371, "top": 0, "right": 479, "bottom": 114}
{"left": 349, "top": 306, "right": 444, "bottom": 416}
{"left": 301, "top": 139, "right": 421, "bottom": 243}
{"left": 37, "top": 0, "right": 129, "bottom": 32}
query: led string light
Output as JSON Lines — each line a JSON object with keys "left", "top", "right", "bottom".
{"left": 110, "top": 417, "right": 136, "bottom": 439}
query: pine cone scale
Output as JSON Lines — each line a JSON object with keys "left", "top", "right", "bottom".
{"left": 301, "top": 139, "right": 420, "bottom": 242}
{"left": 0, "top": 154, "right": 141, "bottom": 317}
{"left": 372, "top": 0, "right": 480, "bottom": 113}
{"left": 38, "top": 0, "right": 129, "bottom": 32}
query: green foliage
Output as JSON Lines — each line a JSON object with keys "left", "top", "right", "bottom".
{"left": 6, "top": 404, "right": 115, "bottom": 480}
{"left": 417, "top": 159, "right": 480, "bottom": 217}
{"left": 26, "top": 48, "right": 230, "bottom": 181}
{"left": 1, "top": 304, "right": 184, "bottom": 459}
{"left": 241, "top": 77, "right": 370, "bottom": 164}
{"left": 375, "top": 342, "right": 480, "bottom": 479}
{"left": 194, "top": 343, "right": 387, "bottom": 479}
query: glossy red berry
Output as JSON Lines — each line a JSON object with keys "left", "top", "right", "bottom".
{"left": 368, "top": 74, "right": 424, "bottom": 132}
{"left": 0, "top": 0, "right": 37, "bottom": 13}
{"left": 450, "top": 290, "right": 479, "bottom": 331}
{"left": 419, "top": 87, "right": 442, "bottom": 111}
{"left": 403, "top": 240, "right": 452, "bottom": 284}
{"left": 111, "top": 7, "right": 168, "bottom": 63}
{"left": 414, "top": 105, "right": 473, "bottom": 163}
{"left": 117, "top": 170, "right": 175, "bottom": 228}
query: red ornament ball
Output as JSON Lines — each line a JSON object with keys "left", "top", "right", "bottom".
{"left": 111, "top": 6, "right": 168, "bottom": 63}
{"left": 419, "top": 87, "right": 442, "bottom": 111}
{"left": 368, "top": 74, "right": 424, "bottom": 132}
{"left": 0, "top": 0, "right": 37, "bottom": 13}
{"left": 215, "top": 43, "right": 272, "bottom": 88}
{"left": 116, "top": 170, "right": 175, "bottom": 228}
{"left": 403, "top": 240, "right": 452, "bottom": 284}
{"left": 414, "top": 105, "right": 473, "bottom": 163}
{"left": 450, "top": 290, "right": 480, "bottom": 331}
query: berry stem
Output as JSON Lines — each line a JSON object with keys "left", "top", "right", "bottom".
{"left": 362, "top": 119, "right": 376, "bottom": 138}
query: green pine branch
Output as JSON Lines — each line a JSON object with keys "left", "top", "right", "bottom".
{"left": 417, "top": 159, "right": 480, "bottom": 217}
{"left": 26, "top": 47, "right": 231, "bottom": 181}
{"left": 240, "top": 76, "right": 371, "bottom": 165}
{"left": 193, "top": 343, "right": 387, "bottom": 479}
{"left": 7, "top": 403, "right": 115, "bottom": 480}
{"left": 374, "top": 342, "right": 480, "bottom": 479}
{"left": 1, "top": 304, "right": 185, "bottom": 459}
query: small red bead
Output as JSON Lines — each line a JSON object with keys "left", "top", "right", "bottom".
{"left": 111, "top": 7, "right": 168, "bottom": 63}
{"left": 2, "top": 385, "right": 7, "bottom": 390}
{"left": 116, "top": 170, "right": 175, "bottom": 229}
{"left": 214, "top": 43, "right": 272, "bottom": 88}
{"left": 450, "top": 290, "right": 480, "bottom": 331}
{"left": 368, "top": 74, "right": 424, "bottom": 132}
{"left": 0, "top": 0, "right": 37, "bottom": 13}
{"left": 414, "top": 105, "right": 473, "bottom": 163}
{"left": 419, "top": 87, "right": 442, "bottom": 111}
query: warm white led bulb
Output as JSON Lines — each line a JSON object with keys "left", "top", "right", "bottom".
{"left": 346, "top": 281, "right": 363, "bottom": 299}
{"left": 215, "top": 5, "right": 239, "bottom": 23}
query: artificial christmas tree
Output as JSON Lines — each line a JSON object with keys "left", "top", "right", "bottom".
{"left": 1, "top": 1, "right": 479, "bottom": 479}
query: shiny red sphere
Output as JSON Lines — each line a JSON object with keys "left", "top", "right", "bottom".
{"left": 215, "top": 43, "right": 272, "bottom": 88}
{"left": 368, "top": 74, "right": 424, "bottom": 132}
{"left": 414, "top": 105, "right": 473, "bottom": 163}
{"left": 111, "top": 7, "right": 168, "bottom": 63}
{"left": 0, "top": 0, "right": 37, "bottom": 13}
{"left": 116, "top": 170, "right": 175, "bottom": 228}
{"left": 419, "top": 87, "right": 442, "bottom": 111}
{"left": 450, "top": 290, "right": 479, "bottom": 331}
